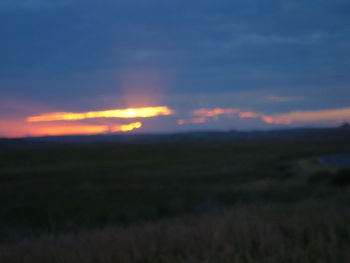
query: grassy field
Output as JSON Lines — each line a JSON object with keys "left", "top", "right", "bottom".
{"left": 0, "top": 138, "right": 350, "bottom": 262}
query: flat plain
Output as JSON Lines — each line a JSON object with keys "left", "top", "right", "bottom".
{"left": 1, "top": 137, "right": 350, "bottom": 262}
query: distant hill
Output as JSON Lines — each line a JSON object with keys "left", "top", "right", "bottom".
{"left": 0, "top": 125, "right": 349, "bottom": 148}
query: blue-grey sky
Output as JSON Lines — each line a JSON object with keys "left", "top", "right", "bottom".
{"left": 1, "top": 0, "right": 350, "bottom": 137}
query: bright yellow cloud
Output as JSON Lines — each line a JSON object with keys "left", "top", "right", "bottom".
{"left": 27, "top": 106, "right": 173, "bottom": 122}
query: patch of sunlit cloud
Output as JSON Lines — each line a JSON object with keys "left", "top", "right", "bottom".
{"left": 270, "top": 107, "right": 350, "bottom": 124}
{"left": 239, "top": 111, "right": 292, "bottom": 124}
{"left": 182, "top": 106, "right": 350, "bottom": 127}
{"left": 179, "top": 108, "right": 265, "bottom": 126}
{"left": 27, "top": 106, "right": 173, "bottom": 122}
{"left": 0, "top": 93, "right": 171, "bottom": 138}
{"left": 115, "top": 122, "right": 142, "bottom": 132}
{"left": 192, "top": 108, "right": 239, "bottom": 117}
{"left": 260, "top": 116, "right": 292, "bottom": 125}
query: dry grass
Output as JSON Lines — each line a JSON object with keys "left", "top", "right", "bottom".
{"left": 1, "top": 204, "right": 350, "bottom": 263}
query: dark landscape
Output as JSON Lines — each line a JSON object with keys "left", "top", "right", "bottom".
{"left": 0, "top": 126, "right": 350, "bottom": 262}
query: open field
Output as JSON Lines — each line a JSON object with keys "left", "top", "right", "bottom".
{"left": 0, "top": 138, "right": 350, "bottom": 262}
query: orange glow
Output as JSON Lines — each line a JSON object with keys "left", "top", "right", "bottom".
{"left": 260, "top": 115, "right": 291, "bottom": 124}
{"left": 261, "top": 116, "right": 274, "bottom": 124}
{"left": 261, "top": 116, "right": 292, "bottom": 125}
{"left": 238, "top": 111, "right": 287, "bottom": 124}
{"left": 119, "top": 69, "right": 170, "bottom": 108}
{"left": 193, "top": 108, "right": 239, "bottom": 117}
{"left": 270, "top": 107, "right": 350, "bottom": 124}
{"left": 0, "top": 118, "right": 143, "bottom": 138}
{"left": 180, "top": 107, "right": 294, "bottom": 126}
{"left": 32, "top": 125, "right": 110, "bottom": 137}
{"left": 254, "top": 107, "right": 350, "bottom": 125}
{"left": 30, "top": 122, "right": 142, "bottom": 137}
{"left": 27, "top": 106, "right": 173, "bottom": 122}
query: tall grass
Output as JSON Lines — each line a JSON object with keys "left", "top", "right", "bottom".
{"left": 1, "top": 204, "right": 350, "bottom": 263}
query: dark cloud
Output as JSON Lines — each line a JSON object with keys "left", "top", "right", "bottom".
{"left": 0, "top": 0, "right": 349, "bottom": 127}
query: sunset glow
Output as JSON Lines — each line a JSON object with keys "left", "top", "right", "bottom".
{"left": 270, "top": 107, "right": 350, "bottom": 124}
{"left": 181, "top": 107, "right": 350, "bottom": 126}
{"left": 0, "top": 120, "right": 143, "bottom": 138}
{"left": 31, "top": 125, "right": 111, "bottom": 137}
{"left": 2, "top": 103, "right": 350, "bottom": 138}
{"left": 1, "top": 0, "right": 349, "bottom": 137}
{"left": 193, "top": 108, "right": 239, "bottom": 117}
{"left": 178, "top": 108, "right": 277, "bottom": 126}
{"left": 239, "top": 112, "right": 260, "bottom": 118}
{"left": 30, "top": 122, "right": 142, "bottom": 137}
{"left": 27, "top": 106, "right": 173, "bottom": 122}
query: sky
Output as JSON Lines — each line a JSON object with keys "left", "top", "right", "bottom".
{"left": 1, "top": 0, "right": 350, "bottom": 137}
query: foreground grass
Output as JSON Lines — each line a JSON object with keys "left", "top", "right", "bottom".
{"left": 1, "top": 204, "right": 350, "bottom": 263}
